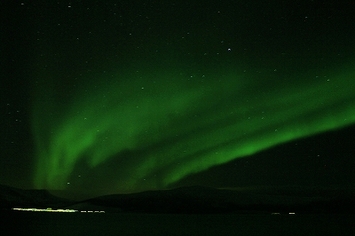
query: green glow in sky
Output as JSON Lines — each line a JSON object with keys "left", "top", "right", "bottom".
{"left": 31, "top": 63, "right": 355, "bottom": 193}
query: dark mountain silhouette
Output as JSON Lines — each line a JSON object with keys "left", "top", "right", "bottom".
{"left": 68, "top": 185, "right": 355, "bottom": 214}
{"left": 0, "top": 184, "right": 74, "bottom": 210}
{"left": 1, "top": 184, "right": 355, "bottom": 214}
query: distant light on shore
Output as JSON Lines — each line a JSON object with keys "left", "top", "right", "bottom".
{"left": 12, "top": 207, "right": 105, "bottom": 213}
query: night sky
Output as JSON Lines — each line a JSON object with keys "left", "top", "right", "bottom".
{"left": 2, "top": 0, "right": 355, "bottom": 197}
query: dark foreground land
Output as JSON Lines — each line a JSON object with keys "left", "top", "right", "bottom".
{"left": 2, "top": 184, "right": 355, "bottom": 235}
{"left": 2, "top": 211, "right": 355, "bottom": 236}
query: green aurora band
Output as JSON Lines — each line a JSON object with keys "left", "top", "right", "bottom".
{"left": 32, "top": 64, "right": 355, "bottom": 193}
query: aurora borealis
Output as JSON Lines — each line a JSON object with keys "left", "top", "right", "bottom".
{"left": 32, "top": 63, "right": 355, "bottom": 193}
{"left": 2, "top": 1, "right": 355, "bottom": 196}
